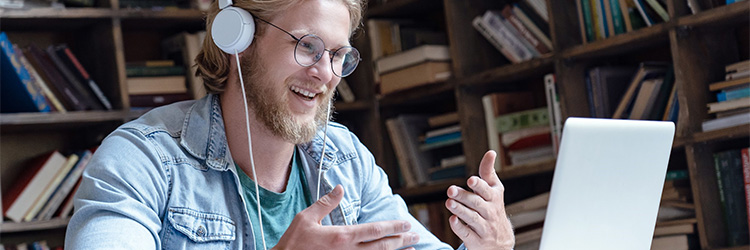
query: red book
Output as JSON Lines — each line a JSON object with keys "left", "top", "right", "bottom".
{"left": 2, "top": 151, "right": 67, "bottom": 222}
{"left": 741, "top": 147, "right": 750, "bottom": 239}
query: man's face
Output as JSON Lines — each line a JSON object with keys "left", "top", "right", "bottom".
{"left": 241, "top": 0, "right": 351, "bottom": 144}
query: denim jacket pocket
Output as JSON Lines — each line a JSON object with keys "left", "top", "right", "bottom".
{"left": 166, "top": 207, "right": 236, "bottom": 244}
{"left": 341, "top": 200, "right": 361, "bottom": 225}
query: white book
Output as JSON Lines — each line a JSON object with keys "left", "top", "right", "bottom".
{"left": 23, "top": 154, "right": 79, "bottom": 221}
{"left": 4, "top": 151, "right": 67, "bottom": 223}
{"left": 483, "top": 11, "right": 534, "bottom": 61}
{"left": 375, "top": 44, "right": 450, "bottom": 74}
{"left": 544, "top": 73, "right": 562, "bottom": 156}
{"left": 707, "top": 97, "right": 750, "bottom": 113}
{"left": 425, "top": 124, "right": 461, "bottom": 138}
{"left": 701, "top": 111, "right": 750, "bottom": 132}
{"left": 37, "top": 150, "right": 92, "bottom": 220}
{"left": 472, "top": 16, "right": 521, "bottom": 63}
{"left": 482, "top": 95, "right": 504, "bottom": 172}
{"left": 509, "top": 207, "right": 547, "bottom": 228}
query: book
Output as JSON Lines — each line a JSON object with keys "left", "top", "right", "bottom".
{"left": 126, "top": 75, "right": 188, "bottom": 95}
{"left": 508, "top": 144, "right": 555, "bottom": 166}
{"left": 425, "top": 124, "right": 461, "bottom": 139}
{"left": 482, "top": 92, "right": 537, "bottom": 171}
{"left": 385, "top": 115, "right": 431, "bottom": 186}
{"left": 379, "top": 61, "right": 452, "bottom": 95}
{"left": 427, "top": 112, "right": 460, "bottom": 127}
{"left": 36, "top": 150, "right": 92, "bottom": 221}
{"left": 472, "top": 15, "right": 521, "bottom": 63}
{"left": 644, "top": 0, "right": 669, "bottom": 21}
{"left": 706, "top": 97, "right": 750, "bottom": 113}
{"left": 126, "top": 65, "right": 186, "bottom": 77}
{"left": 375, "top": 44, "right": 450, "bottom": 74}
{"left": 742, "top": 148, "right": 750, "bottom": 237}
{"left": 578, "top": 0, "right": 596, "bottom": 43}
{"left": 629, "top": 77, "right": 664, "bottom": 119}
{"left": 713, "top": 149, "right": 750, "bottom": 246}
{"left": 23, "top": 153, "right": 79, "bottom": 222}
{"left": 500, "top": 5, "right": 551, "bottom": 55}
{"left": 608, "top": 0, "right": 627, "bottom": 35}
{"left": 508, "top": 207, "right": 546, "bottom": 228}
{"left": 511, "top": 4, "right": 553, "bottom": 50}
{"left": 653, "top": 222, "right": 695, "bottom": 236}
{"left": 128, "top": 93, "right": 192, "bottom": 108}
{"left": 650, "top": 234, "right": 690, "bottom": 250}
{"left": 482, "top": 10, "right": 536, "bottom": 61}
{"left": 708, "top": 77, "right": 750, "bottom": 91}
{"left": 17, "top": 46, "right": 66, "bottom": 112}
{"left": 55, "top": 44, "right": 113, "bottom": 110}
{"left": 0, "top": 32, "right": 51, "bottom": 113}
{"left": 586, "top": 66, "right": 638, "bottom": 118}
{"left": 726, "top": 59, "right": 750, "bottom": 73}
{"left": 56, "top": 178, "right": 83, "bottom": 219}
{"left": 26, "top": 44, "right": 87, "bottom": 111}
{"left": 701, "top": 111, "right": 750, "bottom": 132}
{"left": 633, "top": 0, "right": 655, "bottom": 26}
{"left": 495, "top": 107, "right": 549, "bottom": 133}
{"left": 46, "top": 45, "right": 104, "bottom": 110}
{"left": 162, "top": 31, "right": 207, "bottom": 99}
{"left": 2, "top": 151, "right": 67, "bottom": 223}
{"left": 618, "top": 0, "right": 634, "bottom": 32}
{"left": 661, "top": 83, "right": 679, "bottom": 122}
{"left": 490, "top": 10, "right": 542, "bottom": 58}
{"left": 544, "top": 73, "right": 562, "bottom": 156}
{"left": 612, "top": 62, "right": 668, "bottom": 118}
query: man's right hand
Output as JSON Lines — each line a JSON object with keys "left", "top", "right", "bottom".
{"left": 273, "top": 185, "right": 419, "bottom": 250}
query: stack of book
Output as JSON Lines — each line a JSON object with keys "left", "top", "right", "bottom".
{"left": 482, "top": 91, "right": 555, "bottom": 172}
{"left": 505, "top": 192, "right": 550, "bottom": 250}
{"left": 472, "top": 2, "right": 552, "bottom": 64}
{"left": 652, "top": 170, "right": 698, "bottom": 249}
{"left": 126, "top": 60, "right": 190, "bottom": 108}
{"left": 600, "top": 62, "right": 676, "bottom": 122}
{"left": 2, "top": 149, "right": 95, "bottom": 223}
{"left": 161, "top": 31, "right": 207, "bottom": 100}
{"left": 1, "top": 32, "right": 112, "bottom": 113}
{"left": 701, "top": 60, "right": 750, "bottom": 132}
{"left": 366, "top": 19, "right": 451, "bottom": 95}
{"left": 385, "top": 112, "right": 465, "bottom": 188}
{"left": 711, "top": 148, "right": 750, "bottom": 247}
{"left": 576, "top": 0, "right": 663, "bottom": 43}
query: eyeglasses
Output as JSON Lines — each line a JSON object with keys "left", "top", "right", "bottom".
{"left": 256, "top": 18, "right": 361, "bottom": 78}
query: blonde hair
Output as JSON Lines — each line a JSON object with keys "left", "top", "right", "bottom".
{"left": 195, "top": 0, "right": 365, "bottom": 94}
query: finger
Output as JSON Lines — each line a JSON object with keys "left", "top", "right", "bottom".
{"left": 447, "top": 185, "right": 491, "bottom": 218}
{"left": 467, "top": 176, "right": 497, "bottom": 202}
{"left": 479, "top": 150, "right": 501, "bottom": 186}
{"left": 445, "top": 198, "right": 487, "bottom": 236}
{"left": 357, "top": 232, "right": 419, "bottom": 250}
{"left": 303, "top": 185, "right": 344, "bottom": 222}
{"left": 448, "top": 215, "right": 479, "bottom": 243}
{"left": 348, "top": 220, "right": 412, "bottom": 242}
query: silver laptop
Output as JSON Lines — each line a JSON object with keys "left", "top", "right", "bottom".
{"left": 539, "top": 117, "right": 675, "bottom": 250}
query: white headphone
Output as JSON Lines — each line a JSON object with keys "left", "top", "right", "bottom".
{"left": 212, "top": 0, "right": 255, "bottom": 54}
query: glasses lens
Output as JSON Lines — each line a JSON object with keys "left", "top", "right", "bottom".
{"left": 332, "top": 47, "right": 360, "bottom": 77}
{"left": 295, "top": 35, "right": 325, "bottom": 67}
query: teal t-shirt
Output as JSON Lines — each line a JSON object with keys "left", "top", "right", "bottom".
{"left": 235, "top": 150, "right": 312, "bottom": 250}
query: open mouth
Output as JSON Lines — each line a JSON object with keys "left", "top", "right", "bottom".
{"left": 290, "top": 86, "right": 317, "bottom": 101}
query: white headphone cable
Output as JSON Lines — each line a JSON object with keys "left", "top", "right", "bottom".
{"left": 235, "top": 50, "right": 268, "bottom": 250}
{"left": 316, "top": 100, "right": 331, "bottom": 201}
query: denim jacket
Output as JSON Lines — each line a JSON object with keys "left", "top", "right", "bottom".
{"left": 65, "top": 94, "right": 465, "bottom": 250}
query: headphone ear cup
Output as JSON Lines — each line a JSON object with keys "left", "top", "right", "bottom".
{"left": 211, "top": 6, "right": 255, "bottom": 54}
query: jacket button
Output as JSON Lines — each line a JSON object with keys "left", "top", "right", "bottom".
{"left": 196, "top": 225, "right": 206, "bottom": 237}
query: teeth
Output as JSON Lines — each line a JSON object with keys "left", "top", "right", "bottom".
{"left": 291, "top": 86, "right": 316, "bottom": 98}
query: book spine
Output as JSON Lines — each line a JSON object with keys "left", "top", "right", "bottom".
{"left": 544, "top": 73, "right": 562, "bottom": 156}
{"left": 644, "top": 0, "right": 670, "bottom": 21}
{"left": 61, "top": 46, "right": 113, "bottom": 110}
{"left": 742, "top": 147, "right": 750, "bottom": 240}
{"left": 26, "top": 44, "right": 87, "bottom": 111}
{"left": 0, "top": 33, "right": 51, "bottom": 113}
{"left": 501, "top": 6, "right": 550, "bottom": 54}
{"left": 609, "top": 0, "right": 626, "bottom": 34}
{"left": 17, "top": 47, "right": 67, "bottom": 112}
{"left": 472, "top": 16, "right": 521, "bottom": 63}
{"left": 45, "top": 46, "right": 98, "bottom": 110}
{"left": 580, "top": 0, "right": 596, "bottom": 42}
{"left": 633, "top": 0, "right": 654, "bottom": 26}
{"left": 496, "top": 107, "right": 549, "bottom": 133}
{"left": 484, "top": 12, "right": 534, "bottom": 61}
{"left": 512, "top": 5, "right": 553, "bottom": 50}
{"left": 482, "top": 95, "right": 504, "bottom": 171}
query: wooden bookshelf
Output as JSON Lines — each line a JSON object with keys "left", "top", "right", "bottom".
{"left": 1, "top": 0, "right": 748, "bottom": 249}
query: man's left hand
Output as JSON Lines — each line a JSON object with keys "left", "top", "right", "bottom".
{"left": 445, "top": 150, "right": 515, "bottom": 250}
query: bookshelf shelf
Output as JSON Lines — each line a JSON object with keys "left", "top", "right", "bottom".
{"left": 117, "top": 8, "right": 204, "bottom": 19}
{"left": 366, "top": 0, "right": 441, "bottom": 18}
{"left": 691, "top": 125, "right": 750, "bottom": 144}
{"left": 676, "top": 1, "right": 750, "bottom": 28}
{"left": 459, "top": 55, "right": 554, "bottom": 88}
{"left": 0, "top": 111, "right": 128, "bottom": 127}
{"left": 561, "top": 23, "right": 672, "bottom": 60}
{"left": 0, "top": 8, "right": 114, "bottom": 19}
{"left": 0, "top": 218, "right": 71, "bottom": 233}
{"left": 497, "top": 158, "right": 556, "bottom": 180}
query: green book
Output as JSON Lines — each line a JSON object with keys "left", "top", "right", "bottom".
{"left": 495, "top": 107, "right": 550, "bottom": 133}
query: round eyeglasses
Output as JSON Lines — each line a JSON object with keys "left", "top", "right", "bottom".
{"left": 257, "top": 18, "right": 361, "bottom": 77}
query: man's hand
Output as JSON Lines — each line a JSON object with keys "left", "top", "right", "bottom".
{"left": 445, "top": 150, "right": 515, "bottom": 250}
{"left": 273, "top": 185, "right": 419, "bottom": 250}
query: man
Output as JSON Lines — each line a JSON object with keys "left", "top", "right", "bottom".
{"left": 65, "top": 0, "right": 515, "bottom": 249}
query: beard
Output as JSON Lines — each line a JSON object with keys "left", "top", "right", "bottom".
{"left": 239, "top": 49, "right": 334, "bottom": 144}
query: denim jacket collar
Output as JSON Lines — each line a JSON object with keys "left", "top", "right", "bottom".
{"left": 179, "top": 94, "right": 340, "bottom": 172}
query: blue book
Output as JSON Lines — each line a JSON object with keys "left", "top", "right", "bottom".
{"left": 717, "top": 86, "right": 750, "bottom": 102}
{"left": 0, "top": 32, "right": 50, "bottom": 113}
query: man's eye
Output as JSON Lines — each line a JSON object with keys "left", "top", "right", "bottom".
{"left": 300, "top": 42, "right": 316, "bottom": 54}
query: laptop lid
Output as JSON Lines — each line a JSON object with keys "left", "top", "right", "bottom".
{"left": 539, "top": 117, "right": 675, "bottom": 250}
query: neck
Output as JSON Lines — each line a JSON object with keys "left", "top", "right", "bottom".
{"left": 221, "top": 73, "right": 295, "bottom": 193}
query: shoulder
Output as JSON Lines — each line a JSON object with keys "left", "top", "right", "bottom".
{"left": 119, "top": 100, "right": 197, "bottom": 137}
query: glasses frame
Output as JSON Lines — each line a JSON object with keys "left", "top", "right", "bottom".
{"left": 256, "top": 18, "right": 361, "bottom": 77}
